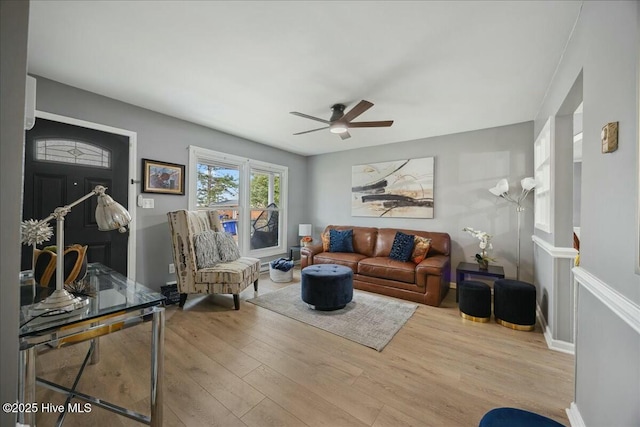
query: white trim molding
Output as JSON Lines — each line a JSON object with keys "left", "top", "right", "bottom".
{"left": 532, "top": 235, "right": 578, "bottom": 352}
{"left": 536, "top": 303, "right": 575, "bottom": 355}
{"left": 532, "top": 235, "right": 578, "bottom": 258}
{"left": 34, "top": 110, "right": 138, "bottom": 280}
{"left": 566, "top": 402, "right": 586, "bottom": 427}
{"left": 572, "top": 267, "right": 640, "bottom": 335}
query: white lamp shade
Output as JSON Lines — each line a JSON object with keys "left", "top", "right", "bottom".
{"left": 96, "top": 193, "right": 132, "bottom": 233}
{"left": 298, "top": 224, "right": 312, "bottom": 236}
{"left": 489, "top": 179, "right": 509, "bottom": 196}
{"left": 521, "top": 177, "right": 537, "bottom": 191}
{"left": 329, "top": 123, "right": 348, "bottom": 134}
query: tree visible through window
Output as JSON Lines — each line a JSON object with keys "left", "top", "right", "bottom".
{"left": 189, "top": 147, "right": 288, "bottom": 257}
{"left": 250, "top": 169, "right": 281, "bottom": 250}
{"left": 196, "top": 163, "right": 239, "bottom": 208}
{"left": 250, "top": 171, "right": 280, "bottom": 208}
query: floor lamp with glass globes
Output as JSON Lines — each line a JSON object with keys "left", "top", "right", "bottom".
{"left": 21, "top": 185, "right": 131, "bottom": 317}
{"left": 488, "top": 177, "right": 536, "bottom": 281}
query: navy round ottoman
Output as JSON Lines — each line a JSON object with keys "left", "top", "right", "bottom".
{"left": 458, "top": 281, "right": 491, "bottom": 322}
{"left": 494, "top": 279, "right": 536, "bottom": 331}
{"left": 479, "top": 407, "right": 564, "bottom": 427}
{"left": 301, "top": 264, "right": 353, "bottom": 310}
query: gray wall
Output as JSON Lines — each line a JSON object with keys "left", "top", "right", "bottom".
{"left": 534, "top": 1, "right": 640, "bottom": 425}
{"left": 34, "top": 77, "right": 309, "bottom": 290}
{"left": 0, "top": 1, "right": 29, "bottom": 424}
{"left": 308, "top": 122, "right": 534, "bottom": 282}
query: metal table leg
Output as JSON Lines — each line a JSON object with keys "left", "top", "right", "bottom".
{"left": 150, "top": 307, "right": 165, "bottom": 427}
{"left": 18, "top": 346, "right": 36, "bottom": 427}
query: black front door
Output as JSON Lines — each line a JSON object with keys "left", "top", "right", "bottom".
{"left": 22, "top": 118, "right": 130, "bottom": 276}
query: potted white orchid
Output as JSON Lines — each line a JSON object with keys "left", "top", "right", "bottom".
{"left": 463, "top": 227, "right": 496, "bottom": 270}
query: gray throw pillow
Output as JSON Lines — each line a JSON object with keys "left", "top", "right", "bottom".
{"left": 214, "top": 232, "right": 241, "bottom": 262}
{"left": 194, "top": 230, "right": 220, "bottom": 268}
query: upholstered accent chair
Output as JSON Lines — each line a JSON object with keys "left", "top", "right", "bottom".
{"left": 167, "top": 210, "right": 260, "bottom": 310}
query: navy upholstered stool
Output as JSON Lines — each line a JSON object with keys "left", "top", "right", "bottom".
{"left": 494, "top": 279, "right": 536, "bottom": 331}
{"left": 301, "top": 264, "right": 353, "bottom": 310}
{"left": 479, "top": 407, "right": 564, "bottom": 427}
{"left": 458, "top": 281, "right": 491, "bottom": 322}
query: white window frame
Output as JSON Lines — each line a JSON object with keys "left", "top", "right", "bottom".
{"left": 188, "top": 146, "right": 288, "bottom": 258}
{"left": 534, "top": 117, "right": 554, "bottom": 234}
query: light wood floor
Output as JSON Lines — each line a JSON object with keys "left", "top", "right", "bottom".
{"left": 34, "top": 269, "right": 574, "bottom": 426}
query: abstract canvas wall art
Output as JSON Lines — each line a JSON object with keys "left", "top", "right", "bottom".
{"left": 352, "top": 157, "right": 434, "bottom": 218}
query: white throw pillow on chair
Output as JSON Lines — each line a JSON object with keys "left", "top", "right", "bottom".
{"left": 194, "top": 230, "right": 220, "bottom": 268}
{"left": 214, "top": 232, "right": 241, "bottom": 262}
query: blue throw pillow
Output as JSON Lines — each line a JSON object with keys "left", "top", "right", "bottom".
{"left": 329, "top": 229, "right": 354, "bottom": 253}
{"left": 389, "top": 231, "right": 415, "bottom": 262}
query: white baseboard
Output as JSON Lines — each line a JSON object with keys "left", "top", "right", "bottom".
{"left": 536, "top": 304, "right": 575, "bottom": 355}
{"left": 566, "top": 402, "right": 586, "bottom": 427}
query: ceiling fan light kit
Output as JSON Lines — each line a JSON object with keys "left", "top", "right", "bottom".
{"left": 330, "top": 124, "right": 348, "bottom": 134}
{"left": 291, "top": 100, "right": 393, "bottom": 140}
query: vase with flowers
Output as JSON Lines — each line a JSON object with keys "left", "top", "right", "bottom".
{"left": 300, "top": 236, "right": 313, "bottom": 247}
{"left": 463, "top": 227, "right": 496, "bottom": 270}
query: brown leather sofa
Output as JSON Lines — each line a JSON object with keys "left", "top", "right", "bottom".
{"left": 301, "top": 225, "right": 451, "bottom": 307}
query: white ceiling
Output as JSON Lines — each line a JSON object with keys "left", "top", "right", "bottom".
{"left": 27, "top": 1, "right": 582, "bottom": 156}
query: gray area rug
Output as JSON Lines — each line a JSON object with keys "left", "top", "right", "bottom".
{"left": 247, "top": 284, "right": 417, "bottom": 351}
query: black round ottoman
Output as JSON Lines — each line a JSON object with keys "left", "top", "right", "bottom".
{"left": 493, "top": 279, "right": 536, "bottom": 331}
{"left": 301, "top": 264, "right": 353, "bottom": 310}
{"left": 458, "top": 281, "right": 492, "bottom": 322}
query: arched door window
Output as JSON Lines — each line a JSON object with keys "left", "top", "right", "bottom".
{"left": 34, "top": 138, "right": 111, "bottom": 168}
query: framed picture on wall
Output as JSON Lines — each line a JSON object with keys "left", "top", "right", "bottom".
{"left": 142, "top": 159, "right": 185, "bottom": 195}
{"left": 351, "top": 157, "right": 434, "bottom": 218}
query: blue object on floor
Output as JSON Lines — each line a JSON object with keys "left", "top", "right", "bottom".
{"left": 301, "top": 264, "right": 353, "bottom": 310}
{"left": 458, "top": 280, "right": 492, "bottom": 321}
{"left": 270, "top": 257, "right": 294, "bottom": 272}
{"left": 494, "top": 279, "right": 537, "bottom": 330}
{"left": 479, "top": 407, "right": 565, "bottom": 427}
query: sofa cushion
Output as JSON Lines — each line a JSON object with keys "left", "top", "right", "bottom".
{"left": 411, "top": 236, "right": 432, "bottom": 264}
{"left": 358, "top": 257, "right": 415, "bottom": 284}
{"left": 375, "top": 228, "right": 450, "bottom": 257}
{"left": 325, "top": 226, "right": 378, "bottom": 257}
{"left": 389, "top": 232, "right": 415, "bottom": 262}
{"left": 373, "top": 228, "right": 398, "bottom": 257}
{"left": 321, "top": 231, "right": 330, "bottom": 251}
{"left": 313, "top": 252, "right": 366, "bottom": 273}
{"left": 329, "top": 229, "right": 354, "bottom": 252}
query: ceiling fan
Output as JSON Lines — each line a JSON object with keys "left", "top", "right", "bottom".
{"left": 290, "top": 100, "right": 394, "bottom": 140}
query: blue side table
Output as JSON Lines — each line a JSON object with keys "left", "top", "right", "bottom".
{"left": 456, "top": 262, "right": 505, "bottom": 302}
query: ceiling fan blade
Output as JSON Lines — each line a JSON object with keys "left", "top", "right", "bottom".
{"left": 348, "top": 120, "right": 394, "bottom": 128}
{"left": 293, "top": 126, "right": 329, "bottom": 135}
{"left": 290, "top": 111, "right": 330, "bottom": 124}
{"left": 339, "top": 131, "right": 351, "bottom": 140}
{"left": 341, "top": 100, "right": 374, "bottom": 123}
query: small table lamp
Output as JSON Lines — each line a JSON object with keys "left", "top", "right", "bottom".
{"left": 299, "top": 224, "right": 313, "bottom": 246}
{"left": 23, "top": 185, "right": 132, "bottom": 316}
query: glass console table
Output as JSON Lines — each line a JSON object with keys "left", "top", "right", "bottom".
{"left": 19, "top": 263, "right": 165, "bottom": 426}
